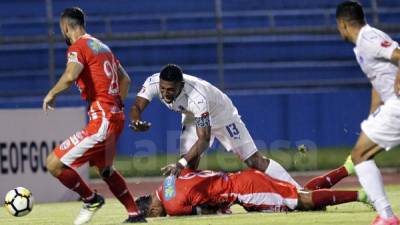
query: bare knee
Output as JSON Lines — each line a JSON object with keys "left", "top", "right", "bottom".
{"left": 46, "top": 153, "right": 65, "bottom": 177}
{"left": 245, "top": 152, "right": 269, "bottom": 171}
{"left": 351, "top": 149, "right": 364, "bottom": 165}
{"left": 351, "top": 146, "right": 381, "bottom": 165}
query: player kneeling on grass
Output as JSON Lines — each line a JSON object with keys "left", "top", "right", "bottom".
{"left": 133, "top": 168, "right": 370, "bottom": 217}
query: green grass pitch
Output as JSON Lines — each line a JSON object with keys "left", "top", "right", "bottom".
{"left": 1, "top": 186, "right": 399, "bottom": 225}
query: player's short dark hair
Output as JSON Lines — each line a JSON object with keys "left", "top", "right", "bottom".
{"left": 336, "top": 1, "right": 366, "bottom": 26}
{"left": 135, "top": 195, "right": 152, "bottom": 216}
{"left": 160, "top": 64, "right": 183, "bottom": 83}
{"left": 61, "top": 7, "right": 86, "bottom": 28}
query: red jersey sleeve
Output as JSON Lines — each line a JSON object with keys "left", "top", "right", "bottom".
{"left": 67, "top": 44, "right": 86, "bottom": 67}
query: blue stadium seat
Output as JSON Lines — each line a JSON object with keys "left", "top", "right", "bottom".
{"left": 221, "top": 0, "right": 371, "bottom": 11}
{"left": 379, "top": 12, "right": 400, "bottom": 25}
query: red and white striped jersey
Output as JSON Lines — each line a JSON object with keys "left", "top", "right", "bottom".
{"left": 156, "top": 169, "right": 298, "bottom": 216}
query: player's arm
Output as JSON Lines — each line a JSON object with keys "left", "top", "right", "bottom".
{"left": 391, "top": 48, "right": 400, "bottom": 95}
{"left": 129, "top": 96, "right": 151, "bottom": 132}
{"left": 182, "top": 124, "right": 211, "bottom": 167}
{"left": 369, "top": 88, "right": 382, "bottom": 114}
{"left": 42, "top": 62, "right": 83, "bottom": 112}
{"left": 117, "top": 64, "right": 131, "bottom": 101}
{"left": 162, "top": 115, "right": 211, "bottom": 176}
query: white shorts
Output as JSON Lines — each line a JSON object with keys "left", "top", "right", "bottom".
{"left": 180, "top": 119, "right": 258, "bottom": 161}
{"left": 361, "top": 96, "right": 400, "bottom": 150}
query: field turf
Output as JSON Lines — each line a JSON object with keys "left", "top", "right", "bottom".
{"left": 1, "top": 185, "right": 399, "bottom": 225}
{"left": 105, "top": 147, "right": 400, "bottom": 178}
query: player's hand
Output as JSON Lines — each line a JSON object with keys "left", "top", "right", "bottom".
{"left": 129, "top": 120, "right": 151, "bottom": 132}
{"left": 395, "top": 73, "right": 400, "bottom": 96}
{"left": 161, "top": 163, "right": 184, "bottom": 177}
{"left": 43, "top": 93, "right": 56, "bottom": 113}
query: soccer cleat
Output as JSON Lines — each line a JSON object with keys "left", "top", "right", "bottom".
{"left": 123, "top": 214, "right": 147, "bottom": 223}
{"left": 358, "top": 189, "right": 369, "bottom": 203}
{"left": 371, "top": 215, "right": 400, "bottom": 225}
{"left": 343, "top": 155, "right": 355, "bottom": 176}
{"left": 74, "top": 193, "right": 105, "bottom": 225}
{"left": 358, "top": 189, "right": 374, "bottom": 210}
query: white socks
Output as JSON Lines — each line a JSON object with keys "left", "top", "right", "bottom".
{"left": 265, "top": 159, "right": 303, "bottom": 190}
{"left": 355, "top": 160, "right": 394, "bottom": 219}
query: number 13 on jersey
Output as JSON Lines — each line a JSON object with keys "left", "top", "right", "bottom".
{"left": 226, "top": 123, "right": 240, "bottom": 139}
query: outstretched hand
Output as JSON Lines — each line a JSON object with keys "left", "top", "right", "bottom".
{"left": 43, "top": 93, "right": 56, "bottom": 113}
{"left": 129, "top": 120, "right": 151, "bottom": 132}
{"left": 161, "top": 163, "right": 183, "bottom": 177}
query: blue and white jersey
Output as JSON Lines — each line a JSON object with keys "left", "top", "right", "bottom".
{"left": 353, "top": 24, "right": 399, "bottom": 102}
{"left": 137, "top": 73, "right": 240, "bottom": 127}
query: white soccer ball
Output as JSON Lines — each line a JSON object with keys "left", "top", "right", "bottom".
{"left": 4, "top": 187, "right": 34, "bottom": 217}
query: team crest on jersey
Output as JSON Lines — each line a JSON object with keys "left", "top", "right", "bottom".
{"left": 163, "top": 176, "right": 176, "bottom": 201}
{"left": 88, "top": 39, "right": 110, "bottom": 54}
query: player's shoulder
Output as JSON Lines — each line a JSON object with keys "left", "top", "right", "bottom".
{"left": 184, "top": 75, "right": 207, "bottom": 101}
{"left": 71, "top": 34, "right": 112, "bottom": 53}
{"left": 359, "top": 25, "right": 392, "bottom": 47}
{"left": 145, "top": 73, "right": 160, "bottom": 85}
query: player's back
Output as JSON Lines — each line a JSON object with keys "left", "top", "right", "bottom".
{"left": 68, "top": 34, "right": 121, "bottom": 106}
{"left": 353, "top": 24, "right": 398, "bottom": 102}
{"left": 182, "top": 75, "right": 240, "bottom": 127}
{"left": 157, "top": 169, "right": 232, "bottom": 216}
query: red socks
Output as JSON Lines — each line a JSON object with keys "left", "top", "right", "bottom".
{"left": 305, "top": 166, "right": 349, "bottom": 190}
{"left": 57, "top": 167, "right": 94, "bottom": 200}
{"left": 103, "top": 170, "right": 140, "bottom": 215}
{"left": 311, "top": 189, "right": 358, "bottom": 208}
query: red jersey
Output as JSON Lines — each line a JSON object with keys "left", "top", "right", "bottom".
{"left": 67, "top": 34, "right": 122, "bottom": 106}
{"left": 156, "top": 169, "right": 298, "bottom": 216}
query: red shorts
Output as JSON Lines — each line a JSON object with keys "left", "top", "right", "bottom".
{"left": 230, "top": 169, "right": 299, "bottom": 212}
{"left": 54, "top": 101, "right": 124, "bottom": 168}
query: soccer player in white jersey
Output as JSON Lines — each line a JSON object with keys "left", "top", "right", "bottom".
{"left": 129, "top": 64, "right": 301, "bottom": 189}
{"left": 336, "top": 1, "right": 400, "bottom": 225}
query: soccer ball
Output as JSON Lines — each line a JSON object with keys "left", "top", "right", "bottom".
{"left": 4, "top": 187, "right": 34, "bottom": 217}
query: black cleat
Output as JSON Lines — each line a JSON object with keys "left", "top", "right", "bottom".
{"left": 123, "top": 214, "right": 147, "bottom": 223}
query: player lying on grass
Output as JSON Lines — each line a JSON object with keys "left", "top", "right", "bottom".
{"left": 134, "top": 168, "right": 369, "bottom": 217}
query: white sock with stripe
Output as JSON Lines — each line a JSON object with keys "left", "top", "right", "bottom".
{"left": 355, "top": 160, "right": 394, "bottom": 219}
{"left": 265, "top": 159, "right": 302, "bottom": 190}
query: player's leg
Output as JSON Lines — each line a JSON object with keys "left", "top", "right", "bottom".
{"left": 47, "top": 128, "right": 106, "bottom": 225}
{"left": 215, "top": 119, "right": 302, "bottom": 189}
{"left": 245, "top": 152, "right": 302, "bottom": 189}
{"left": 353, "top": 98, "right": 400, "bottom": 224}
{"left": 46, "top": 152, "right": 95, "bottom": 201}
{"left": 90, "top": 113, "right": 146, "bottom": 223}
{"left": 304, "top": 163, "right": 352, "bottom": 190}
{"left": 352, "top": 132, "right": 398, "bottom": 224}
{"left": 97, "top": 166, "right": 146, "bottom": 222}
{"left": 297, "top": 189, "right": 362, "bottom": 210}
{"left": 231, "top": 169, "right": 298, "bottom": 212}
